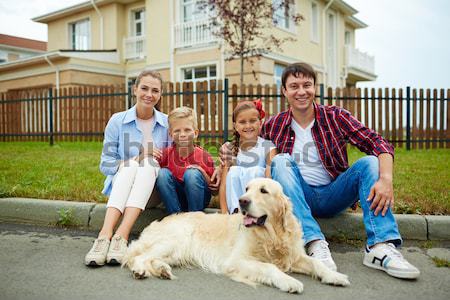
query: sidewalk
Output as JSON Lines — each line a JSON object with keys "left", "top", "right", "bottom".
{"left": 0, "top": 197, "right": 449, "bottom": 241}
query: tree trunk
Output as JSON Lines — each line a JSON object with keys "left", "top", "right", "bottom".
{"left": 240, "top": 54, "right": 244, "bottom": 87}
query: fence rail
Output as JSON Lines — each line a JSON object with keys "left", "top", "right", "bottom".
{"left": 0, "top": 81, "right": 449, "bottom": 149}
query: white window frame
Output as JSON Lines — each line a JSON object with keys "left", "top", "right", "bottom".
{"left": 310, "top": 1, "right": 320, "bottom": 43}
{"left": 272, "top": 0, "right": 296, "bottom": 32}
{"left": 130, "top": 8, "right": 145, "bottom": 37}
{"left": 68, "top": 18, "right": 91, "bottom": 50}
{"left": 180, "top": 0, "right": 206, "bottom": 23}
{"left": 181, "top": 64, "right": 218, "bottom": 83}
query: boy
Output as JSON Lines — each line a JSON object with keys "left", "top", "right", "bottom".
{"left": 156, "top": 106, "right": 215, "bottom": 214}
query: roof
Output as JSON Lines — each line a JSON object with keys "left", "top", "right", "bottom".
{"left": 0, "top": 49, "right": 120, "bottom": 72}
{"left": 0, "top": 34, "right": 47, "bottom": 51}
{"left": 32, "top": 0, "right": 136, "bottom": 23}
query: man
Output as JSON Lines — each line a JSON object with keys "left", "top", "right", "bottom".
{"left": 221, "top": 63, "right": 419, "bottom": 279}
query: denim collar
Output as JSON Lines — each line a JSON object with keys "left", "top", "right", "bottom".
{"left": 123, "top": 105, "right": 168, "bottom": 128}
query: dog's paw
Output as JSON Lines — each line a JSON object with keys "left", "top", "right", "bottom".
{"left": 132, "top": 269, "right": 149, "bottom": 280}
{"left": 276, "top": 277, "right": 304, "bottom": 294}
{"left": 321, "top": 271, "right": 350, "bottom": 287}
{"left": 151, "top": 259, "right": 175, "bottom": 280}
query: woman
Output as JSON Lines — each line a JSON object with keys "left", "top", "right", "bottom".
{"left": 85, "top": 70, "right": 171, "bottom": 266}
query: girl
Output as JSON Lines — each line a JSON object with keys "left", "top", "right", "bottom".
{"left": 219, "top": 100, "right": 278, "bottom": 214}
{"left": 85, "top": 70, "right": 171, "bottom": 266}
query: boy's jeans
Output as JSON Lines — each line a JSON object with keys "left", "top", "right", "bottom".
{"left": 156, "top": 168, "right": 211, "bottom": 214}
{"left": 271, "top": 154, "right": 402, "bottom": 247}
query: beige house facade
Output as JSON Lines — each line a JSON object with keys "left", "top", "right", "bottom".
{"left": 0, "top": 0, "right": 376, "bottom": 93}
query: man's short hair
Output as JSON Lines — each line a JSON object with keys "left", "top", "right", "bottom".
{"left": 281, "top": 63, "right": 317, "bottom": 88}
{"left": 168, "top": 106, "right": 198, "bottom": 131}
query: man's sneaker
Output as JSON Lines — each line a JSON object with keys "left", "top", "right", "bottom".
{"left": 363, "top": 243, "right": 420, "bottom": 279}
{"left": 307, "top": 240, "right": 337, "bottom": 271}
{"left": 85, "top": 237, "right": 110, "bottom": 266}
{"left": 106, "top": 235, "right": 128, "bottom": 265}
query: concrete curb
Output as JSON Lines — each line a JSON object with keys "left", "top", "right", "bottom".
{"left": 1, "top": 197, "right": 449, "bottom": 241}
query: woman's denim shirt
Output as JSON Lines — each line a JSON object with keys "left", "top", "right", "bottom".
{"left": 100, "top": 106, "right": 171, "bottom": 195}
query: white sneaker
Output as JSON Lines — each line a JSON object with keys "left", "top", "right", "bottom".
{"left": 307, "top": 240, "right": 337, "bottom": 271}
{"left": 363, "top": 243, "right": 420, "bottom": 279}
{"left": 85, "top": 237, "right": 110, "bottom": 266}
{"left": 106, "top": 235, "right": 128, "bottom": 265}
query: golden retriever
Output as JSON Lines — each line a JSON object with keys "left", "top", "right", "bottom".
{"left": 123, "top": 178, "right": 350, "bottom": 293}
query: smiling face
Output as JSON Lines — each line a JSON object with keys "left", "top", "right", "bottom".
{"left": 233, "top": 108, "right": 261, "bottom": 144}
{"left": 169, "top": 118, "right": 198, "bottom": 148}
{"left": 134, "top": 75, "right": 162, "bottom": 112}
{"left": 282, "top": 73, "right": 316, "bottom": 115}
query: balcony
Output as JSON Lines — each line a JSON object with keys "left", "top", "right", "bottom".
{"left": 123, "top": 35, "right": 146, "bottom": 60}
{"left": 345, "top": 45, "right": 376, "bottom": 81}
{"left": 174, "top": 19, "right": 218, "bottom": 49}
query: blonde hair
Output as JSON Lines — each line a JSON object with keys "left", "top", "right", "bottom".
{"left": 168, "top": 106, "right": 198, "bottom": 131}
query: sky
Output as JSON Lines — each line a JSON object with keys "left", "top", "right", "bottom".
{"left": 0, "top": 0, "right": 449, "bottom": 89}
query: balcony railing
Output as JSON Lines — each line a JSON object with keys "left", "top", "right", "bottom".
{"left": 123, "top": 35, "right": 146, "bottom": 60}
{"left": 174, "top": 19, "right": 218, "bottom": 48}
{"left": 345, "top": 45, "right": 375, "bottom": 75}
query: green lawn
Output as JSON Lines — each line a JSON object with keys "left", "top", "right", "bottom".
{"left": 0, "top": 142, "right": 448, "bottom": 215}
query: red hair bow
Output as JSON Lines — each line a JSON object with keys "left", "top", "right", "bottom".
{"left": 253, "top": 99, "right": 265, "bottom": 119}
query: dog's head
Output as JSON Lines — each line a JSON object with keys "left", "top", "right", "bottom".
{"left": 239, "top": 178, "right": 292, "bottom": 229}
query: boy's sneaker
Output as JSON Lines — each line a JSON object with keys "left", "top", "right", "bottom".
{"left": 363, "top": 243, "right": 420, "bottom": 279}
{"left": 307, "top": 240, "right": 337, "bottom": 271}
{"left": 85, "top": 237, "right": 110, "bottom": 266}
{"left": 106, "top": 235, "right": 128, "bottom": 265}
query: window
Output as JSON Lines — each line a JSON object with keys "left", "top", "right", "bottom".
{"left": 274, "top": 63, "right": 284, "bottom": 90}
{"left": 183, "top": 65, "right": 217, "bottom": 82}
{"left": 274, "top": 63, "right": 285, "bottom": 111}
{"left": 345, "top": 30, "right": 352, "bottom": 45}
{"left": 0, "top": 50, "right": 7, "bottom": 63}
{"left": 273, "top": 0, "right": 294, "bottom": 30}
{"left": 181, "top": 0, "right": 204, "bottom": 22}
{"left": 69, "top": 19, "right": 90, "bottom": 50}
{"left": 131, "top": 9, "right": 145, "bottom": 36}
{"left": 310, "top": 2, "right": 320, "bottom": 43}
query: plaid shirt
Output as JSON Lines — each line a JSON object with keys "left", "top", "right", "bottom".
{"left": 261, "top": 103, "right": 394, "bottom": 180}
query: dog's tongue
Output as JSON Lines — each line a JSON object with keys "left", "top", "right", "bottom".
{"left": 243, "top": 215, "right": 258, "bottom": 227}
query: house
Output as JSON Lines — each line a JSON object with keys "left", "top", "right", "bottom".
{"left": 0, "top": 34, "right": 47, "bottom": 65}
{"left": 0, "top": 0, "right": 376, "bottom": 93}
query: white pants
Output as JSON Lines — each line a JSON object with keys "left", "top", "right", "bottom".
{"left": 226, "top": 165, "right": 265, "bottom": 214}
{"left": 106, "top": 157, "right": 160, "bottom": 213}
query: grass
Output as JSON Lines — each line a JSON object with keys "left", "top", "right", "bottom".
{"left": 431, "top": 257, "right": 450, "bottom": 268}
{"left": 0, "top": 141, "right": 449, "bottom": 215}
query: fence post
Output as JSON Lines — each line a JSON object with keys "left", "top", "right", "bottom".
{"left": 48, "top": 88, "right": 54, "bottom": 146}
{"left": 320, "top": 83, "right": 324, "bottom": 105}
{"left": 406, "top": 86, "right": 411, "bottom": 150}
{"left": 127, "top": 83, "right": 133, "bottom": 109}
{"left": 223, "top": 78, "right": 229, "bottom": 142}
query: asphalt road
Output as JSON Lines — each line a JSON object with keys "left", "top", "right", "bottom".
{"left": 0, "top": 222, "right": 449, "bottom": 300}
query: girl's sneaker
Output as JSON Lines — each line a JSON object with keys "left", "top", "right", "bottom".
{"left": 363, "top": 243, "right": 420, "bottom": 279}
{"left": 85, "top": 238, "right": 110, "bottom": 266}
{"left": 106, "top": 235, "right": 128, "bottom": 265}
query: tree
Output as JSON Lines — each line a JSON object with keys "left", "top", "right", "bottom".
{"left": 201, "top": 0, "right": 303, "bottom": 85}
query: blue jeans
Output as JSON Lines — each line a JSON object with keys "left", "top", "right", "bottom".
{"left": 156, "top": 168, "right": 211, "bottom": 214}
{"left": 271, "top": 153, "right": 402, "bottom": 247}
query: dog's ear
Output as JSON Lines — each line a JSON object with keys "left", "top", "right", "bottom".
{"left": 276, "top": 192, "right": 291, "bottom": 231}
